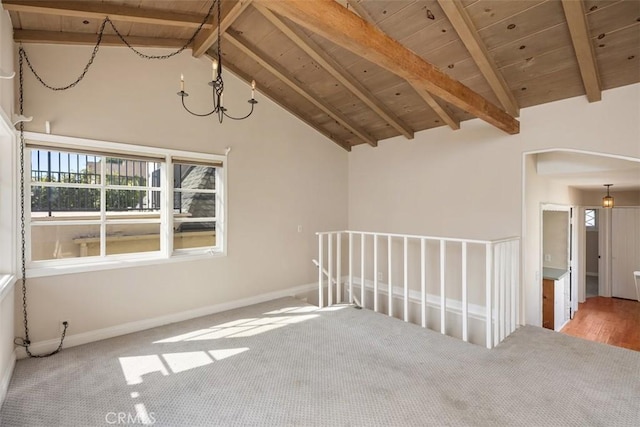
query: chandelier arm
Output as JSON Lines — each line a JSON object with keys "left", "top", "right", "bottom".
{"left": 180, "top": 95, "right": 217, "bottom": 117}
{"left": 222, "top": 102, "right": 257, "bottom": 121}
{"left": 177, "top": 0, "right": 257, "bottom": 123}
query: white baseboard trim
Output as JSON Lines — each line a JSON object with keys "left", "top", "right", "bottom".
{"left": 0, "top": 350, "right": 16, "bottom": 406}
{"left": 15, "top": 282, "right": 317, "bottom": 359}
{"left": 557, "top": 318, "right": 571, "bottom": 332}
{"left": 586, "top": 272, "right": 599, "bottom": 277}
{"left": 348, "top": 278, "right": 490, "bottom": 321}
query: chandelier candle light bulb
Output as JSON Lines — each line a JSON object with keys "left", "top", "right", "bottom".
{"left": 251, "top": 80, "right": 256, "bottom": 99}
{"left": 180, "top": 74, "right": 184, "bottom": 92}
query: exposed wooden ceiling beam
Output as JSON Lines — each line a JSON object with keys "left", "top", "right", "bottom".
{"left": 256, "top": 0, "right": 519, "bottom": 135}
{"left": 437, "top": 0, "right": 520, "bottom": 117}
{"left": 349, "top": 0, "right": 460, "bottom": 130}
{"left": 2, "top": 0, "right": 212, "bottom": 29}
{"left": 224, "top": 31, "right": 378, "bottom": 147}
{"left": 408, "top": 82, "right": 460, "bottom": 130}
{"left": 561, "top": 0, "right": 602, "bottom": 102}
{"left": 14, "top": 29, "right": 187, "bottom": 48}
{"left": 253, "top": 3, "right": 414, "bottom": 140}
{"left": 345, "top": 1, "right": 376, "bottom": 25}
{"left": 219, "top": 56, "right": 351, "bottom": 151}
{"left": 192, "top": 0, "right": 253, "bottom": 58}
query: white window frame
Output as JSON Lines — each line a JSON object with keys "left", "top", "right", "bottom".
{"left": 22, "top": 132, "right": 227, "bottom": 278}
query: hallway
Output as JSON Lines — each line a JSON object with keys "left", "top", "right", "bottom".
{"left": 561, "top": 297, "right": 640, "bottom": 351}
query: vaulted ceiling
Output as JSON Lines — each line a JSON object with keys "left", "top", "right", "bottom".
{"left": 4, "top": 0, "right": 640, "bottom": 151}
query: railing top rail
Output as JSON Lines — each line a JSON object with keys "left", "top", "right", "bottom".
{"left": 316, "top": 230, "right": 519, "bottom": 245}
{"left": 490, "top": 236, "right": 520, "bottom": 244}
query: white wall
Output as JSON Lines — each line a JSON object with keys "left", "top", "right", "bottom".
{"left": 0, "top": 120, "right": 15, "bottom": 390}
{"left": 578, "top": 189, "right": 640, "bottom": 207}
{"left": 10, "top": 40, "right": 640, "bottom": 349}
{"left": 0, "top": 280, "right": 15, "bottom": 404}
{"left": 0, "top": 7, "right": 15, "bottom": 403}
{"left": 16, "top": 44, "right": 348, "bottom": 346}
{"left": 349, "top": 84, "right": 640, "bottom": 327}
{"left": 542, "top": 210, "right": 569, "bottom": 270}
{"left": 0, "top": 9, "right": 13, "bottom": 119}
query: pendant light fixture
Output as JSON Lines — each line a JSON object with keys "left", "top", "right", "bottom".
{"left": 177, "top": 0, "right": 257, "bottom": 123}
{"left": 602, "top": 184, "right": 614, "bottom": 208}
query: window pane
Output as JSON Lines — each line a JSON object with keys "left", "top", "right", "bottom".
{"left": 106, "top": 223, "right": 160, "bottom": 255}
{"left": 31, "top": 149, "right": 101, "bottom": 184}
{"left": 105, "top": 158, "right": 162, "bottom": 187}
{"left": 585, "top": 209, "right": 596, "bottom": 227}
{"left": 174, "top": 164, "right": 216, "bottom": 190}
{"left": 173, "top": 222, "right": 216, "bottom": 250}
{"left": 31, "top": 186, "right": 100, "bottom": 218}
{"left": 174, "top": 191, "right": 215, "bottom": 218}
{"left": 31, "top": 224, "right": 101, "bottom": 260}
{"left": 106, "top": 190, "right": 160, "bottom": 212}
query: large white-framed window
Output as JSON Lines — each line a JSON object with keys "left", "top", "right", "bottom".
{"left": 23, "top": 132, "right": 226, "bottom": 277}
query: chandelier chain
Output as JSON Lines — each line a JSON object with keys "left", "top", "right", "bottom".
{"left": 13, "top": 1, "right": 218, "bottom": 358}
{"left": 16, "top": 50, "right": 69, "bottom": 358}
{"left": 217, "top": 0, "right": 222, "bottom": 70}
{"left": 20, "top": 1, "right": 216, "bottom": 91}
{"left": 19, "top": 18, "right": 106, "bottom": 91}
{"left": 105, "top": 0, "right": 216, "bottom": 60}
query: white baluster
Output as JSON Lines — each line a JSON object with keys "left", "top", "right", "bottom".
{"left": 318, "top": 235, "right": 323, "bottom": 308}
{"left": 373, "top": 234, "right": 378, "bottom": 312}
{"left": 462, "top": 242, "right": 468, "bottom": 343}
{"left": 404, "top": 236, "right": 409, "bottom": 322}
{"left": 348, "top": 232, "right": 353, "bottom": 304}
{"left": 361, "top": 233, "right": 365, "bottom": 309}
{"left": 388, "top": 235, "right": 393, "bottom": 318}
{"left": 485, "top": 242, "right": 492, "bottom": 349}
{"left": 421, "top": 238, "right": 426, "bottom": 328}
{"left": 337, "top": 232, "right": 342, "bottom": 304}
{"left": 328, "top": 233, "right": 333, "bottom": 307}
{"left": 440, "top": 240, "right": 446, "bottom": 335}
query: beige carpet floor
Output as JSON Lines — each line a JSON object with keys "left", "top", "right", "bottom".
{"left": 1, "top": 297, "right": 639, "bottom": 426}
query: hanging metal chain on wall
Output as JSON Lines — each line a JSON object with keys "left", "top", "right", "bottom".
{"left": 14, "top": 1, "right": 217, "bottom": 358}
{"left": 13, "top": 48, "right": 68, "bottom": 358}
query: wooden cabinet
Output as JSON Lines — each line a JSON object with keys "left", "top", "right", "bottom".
{"left": 542, "top": 279, "right": 554, "bottom": 330}
{"left": 542, "top": 273, "right": 570, "bottom": 331}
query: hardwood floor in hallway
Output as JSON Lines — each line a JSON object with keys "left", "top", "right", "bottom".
{"left": 561, "top": 297, "right": 640, "bottom": 351}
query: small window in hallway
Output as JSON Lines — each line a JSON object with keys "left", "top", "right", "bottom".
{"left": 585, "top": 209, "right": 596, "bottom": 228}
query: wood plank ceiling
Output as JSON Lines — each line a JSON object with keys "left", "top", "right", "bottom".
{"left": 4, "top": 0, "right": 640, "bottom": 151}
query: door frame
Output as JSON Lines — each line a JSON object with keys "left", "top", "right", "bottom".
{"left": 540, "top": 204, "right": 577, "bottom": 319}
{"left": 521, "top": 148, "right": 640, "bottom": 328}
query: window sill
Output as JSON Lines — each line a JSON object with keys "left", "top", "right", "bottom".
{"left": 0, "top": 274, "right": 16, "bottom": 301}
{"left": 26, "top": 251, "right": 224, "bottom": 278}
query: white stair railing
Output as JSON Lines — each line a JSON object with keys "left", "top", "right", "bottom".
{"left": 315, "top": 231, "right": 520, "bottom": 349}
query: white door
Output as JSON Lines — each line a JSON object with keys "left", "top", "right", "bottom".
{"left": 612, "top": 208, "right": 640, "bottom": 300}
